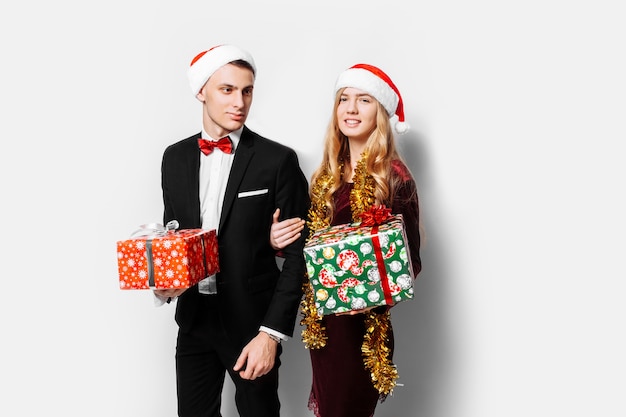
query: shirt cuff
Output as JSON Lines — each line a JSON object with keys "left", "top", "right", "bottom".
{"left": 259, "top": 326, "right": 288, "bottom": 342}
{"left": 153, "top": 292, "right": 174, "bottom": 307}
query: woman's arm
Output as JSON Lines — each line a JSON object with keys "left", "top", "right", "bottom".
{"left": 269, "top": 208, "right": 306, "bottom": 250}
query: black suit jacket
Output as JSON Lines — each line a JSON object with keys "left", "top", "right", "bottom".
{"left": 161, "top": 126, "right": 309, "bottom": 345}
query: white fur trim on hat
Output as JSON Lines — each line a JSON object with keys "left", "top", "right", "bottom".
{"left": 335, "top": 64, "right": 409, "bottom": 134}
{"left": 390, "top": 115, "right": 410, "bottom": 134}
{"left": 187, "top": 44, "right": 256, "bottom": 95}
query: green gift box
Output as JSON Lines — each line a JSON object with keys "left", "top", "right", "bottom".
{"left": 304, "top": 213, "right": 415, "bottom": 315}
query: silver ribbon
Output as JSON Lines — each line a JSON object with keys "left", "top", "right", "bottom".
{"left": 130, "top": 220, "right": 180, "bottom": 237}
{"left": 130, "top": 220, "right": 179, "bottom": 287}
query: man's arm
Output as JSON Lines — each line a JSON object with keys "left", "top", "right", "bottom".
{"left": 260, "top": 148, "right": 310, "bottom": 336}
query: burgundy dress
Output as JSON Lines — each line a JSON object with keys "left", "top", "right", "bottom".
{"left": 308, "top": 161, "right": 422, "bottom": 417}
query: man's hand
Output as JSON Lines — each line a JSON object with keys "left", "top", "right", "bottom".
{"left": 233, "top": 332, "right": 279, "bottom": 380}
{"left": 153, "top": 288, "right": 187, "bottom": 299}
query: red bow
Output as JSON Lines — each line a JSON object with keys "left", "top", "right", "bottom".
{"left": 198, "top": 137, "right": 233, "bottom": 155}
{"left": 359, "top": 205, "right": 392, "bottom": 226}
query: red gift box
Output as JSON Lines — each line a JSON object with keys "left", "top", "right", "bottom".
{"left": 117, "top": 226, "right": 219, "bottom": 290}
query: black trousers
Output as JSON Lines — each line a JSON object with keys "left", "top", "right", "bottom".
{"left": 175, "top": 297, "right": 281, "bottom": 417}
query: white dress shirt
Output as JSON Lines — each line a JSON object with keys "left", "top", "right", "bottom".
{"left": 196, "top": 128, "right": 239, "bottom": 294}
{"left": 198, "top": 128, "right": 239, "bottom": 232}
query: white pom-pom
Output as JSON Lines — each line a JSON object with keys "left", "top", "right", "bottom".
{"left": 394, "top": 121, "right": 410, "bottom": 134}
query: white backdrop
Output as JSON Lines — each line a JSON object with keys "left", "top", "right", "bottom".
{"left": 1, "top": 1, "right": 625, "bottom": 416}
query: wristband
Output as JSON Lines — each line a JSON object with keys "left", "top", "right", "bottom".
{"left": 265, "top": 332, "right": 282, "bottom": 344}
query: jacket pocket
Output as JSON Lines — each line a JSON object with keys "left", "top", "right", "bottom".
{"left": 238, "top": 188, "right": 269, "bottom": 198}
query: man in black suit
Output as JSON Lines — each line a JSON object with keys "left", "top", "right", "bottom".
{"left": 154, "top": 44, "right": 309, "bottom": 417}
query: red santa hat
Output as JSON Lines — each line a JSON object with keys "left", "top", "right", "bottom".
{"left": 335, "top": 63, "right": 409, "bottom": 134}
{"left": 187, "top": 44, "right": 256, "bottom": 95}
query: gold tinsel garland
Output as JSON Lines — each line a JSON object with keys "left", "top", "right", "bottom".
{"left": 363, "top": 310, "right": 398, "bottom": 397}
{"left": 300, "top": 153, "right": 399, "bottom": 397}
{"left": 349, "top": 154, "right": 376, "bottom": 220}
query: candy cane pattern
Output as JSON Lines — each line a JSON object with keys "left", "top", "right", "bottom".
{"left": 384, "top": 241, "right": 396, "bottom": 259}
{"left": 318, "top": 266, "right": 338, "bottom": 288}
{"left": 336, "top": 278, "right": 360, "bottom": 303}
{"left": 387, "top": 282, "right": 402, "bottom": 296}
{"left": 336, "top": 249, "right": 360, "bottom": 271}
{"left": 349, "top": 258, "right": 373, "bottom": 277}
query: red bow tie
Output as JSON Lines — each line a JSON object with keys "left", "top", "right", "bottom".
{"left": 198, "top": 137, "right": 233, "bottom": 155}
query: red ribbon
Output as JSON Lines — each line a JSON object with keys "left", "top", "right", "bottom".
{"left": 359, "top": 205, "right": 392, "bottom": 226}
{"left": 361, "top": 205, "right": 393, "bottom": 305}
{"left": 371, "top": 224, "right": 393, "bottom": 306}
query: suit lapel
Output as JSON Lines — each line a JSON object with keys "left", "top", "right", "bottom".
{"left": 219, "top": 127, "right": 254, "bottom": 231}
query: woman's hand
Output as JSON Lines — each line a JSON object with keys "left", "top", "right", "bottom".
{"left": 335, "top": 306, "right": 376, "bottom": 316}
{"left": 270, "top": 208, "right": 305, "bottom": 250}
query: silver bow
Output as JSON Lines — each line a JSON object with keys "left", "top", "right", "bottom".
{"left": 130, "top": 220, "right": 180, "bottom": 237}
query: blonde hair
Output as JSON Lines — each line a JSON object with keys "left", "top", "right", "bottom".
{"left": 309, "top": 89, "right": 409, "bottom": 223}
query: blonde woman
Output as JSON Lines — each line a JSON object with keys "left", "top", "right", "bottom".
{"left": 271, "top": 64, "right": 422, "bottom": 417}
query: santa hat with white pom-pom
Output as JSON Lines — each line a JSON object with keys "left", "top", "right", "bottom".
{"left": 187, "top": 44, "right": 256, "bottom": 96}
{"left": 335, "top": 63, "right": 409, "bottom": 134}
